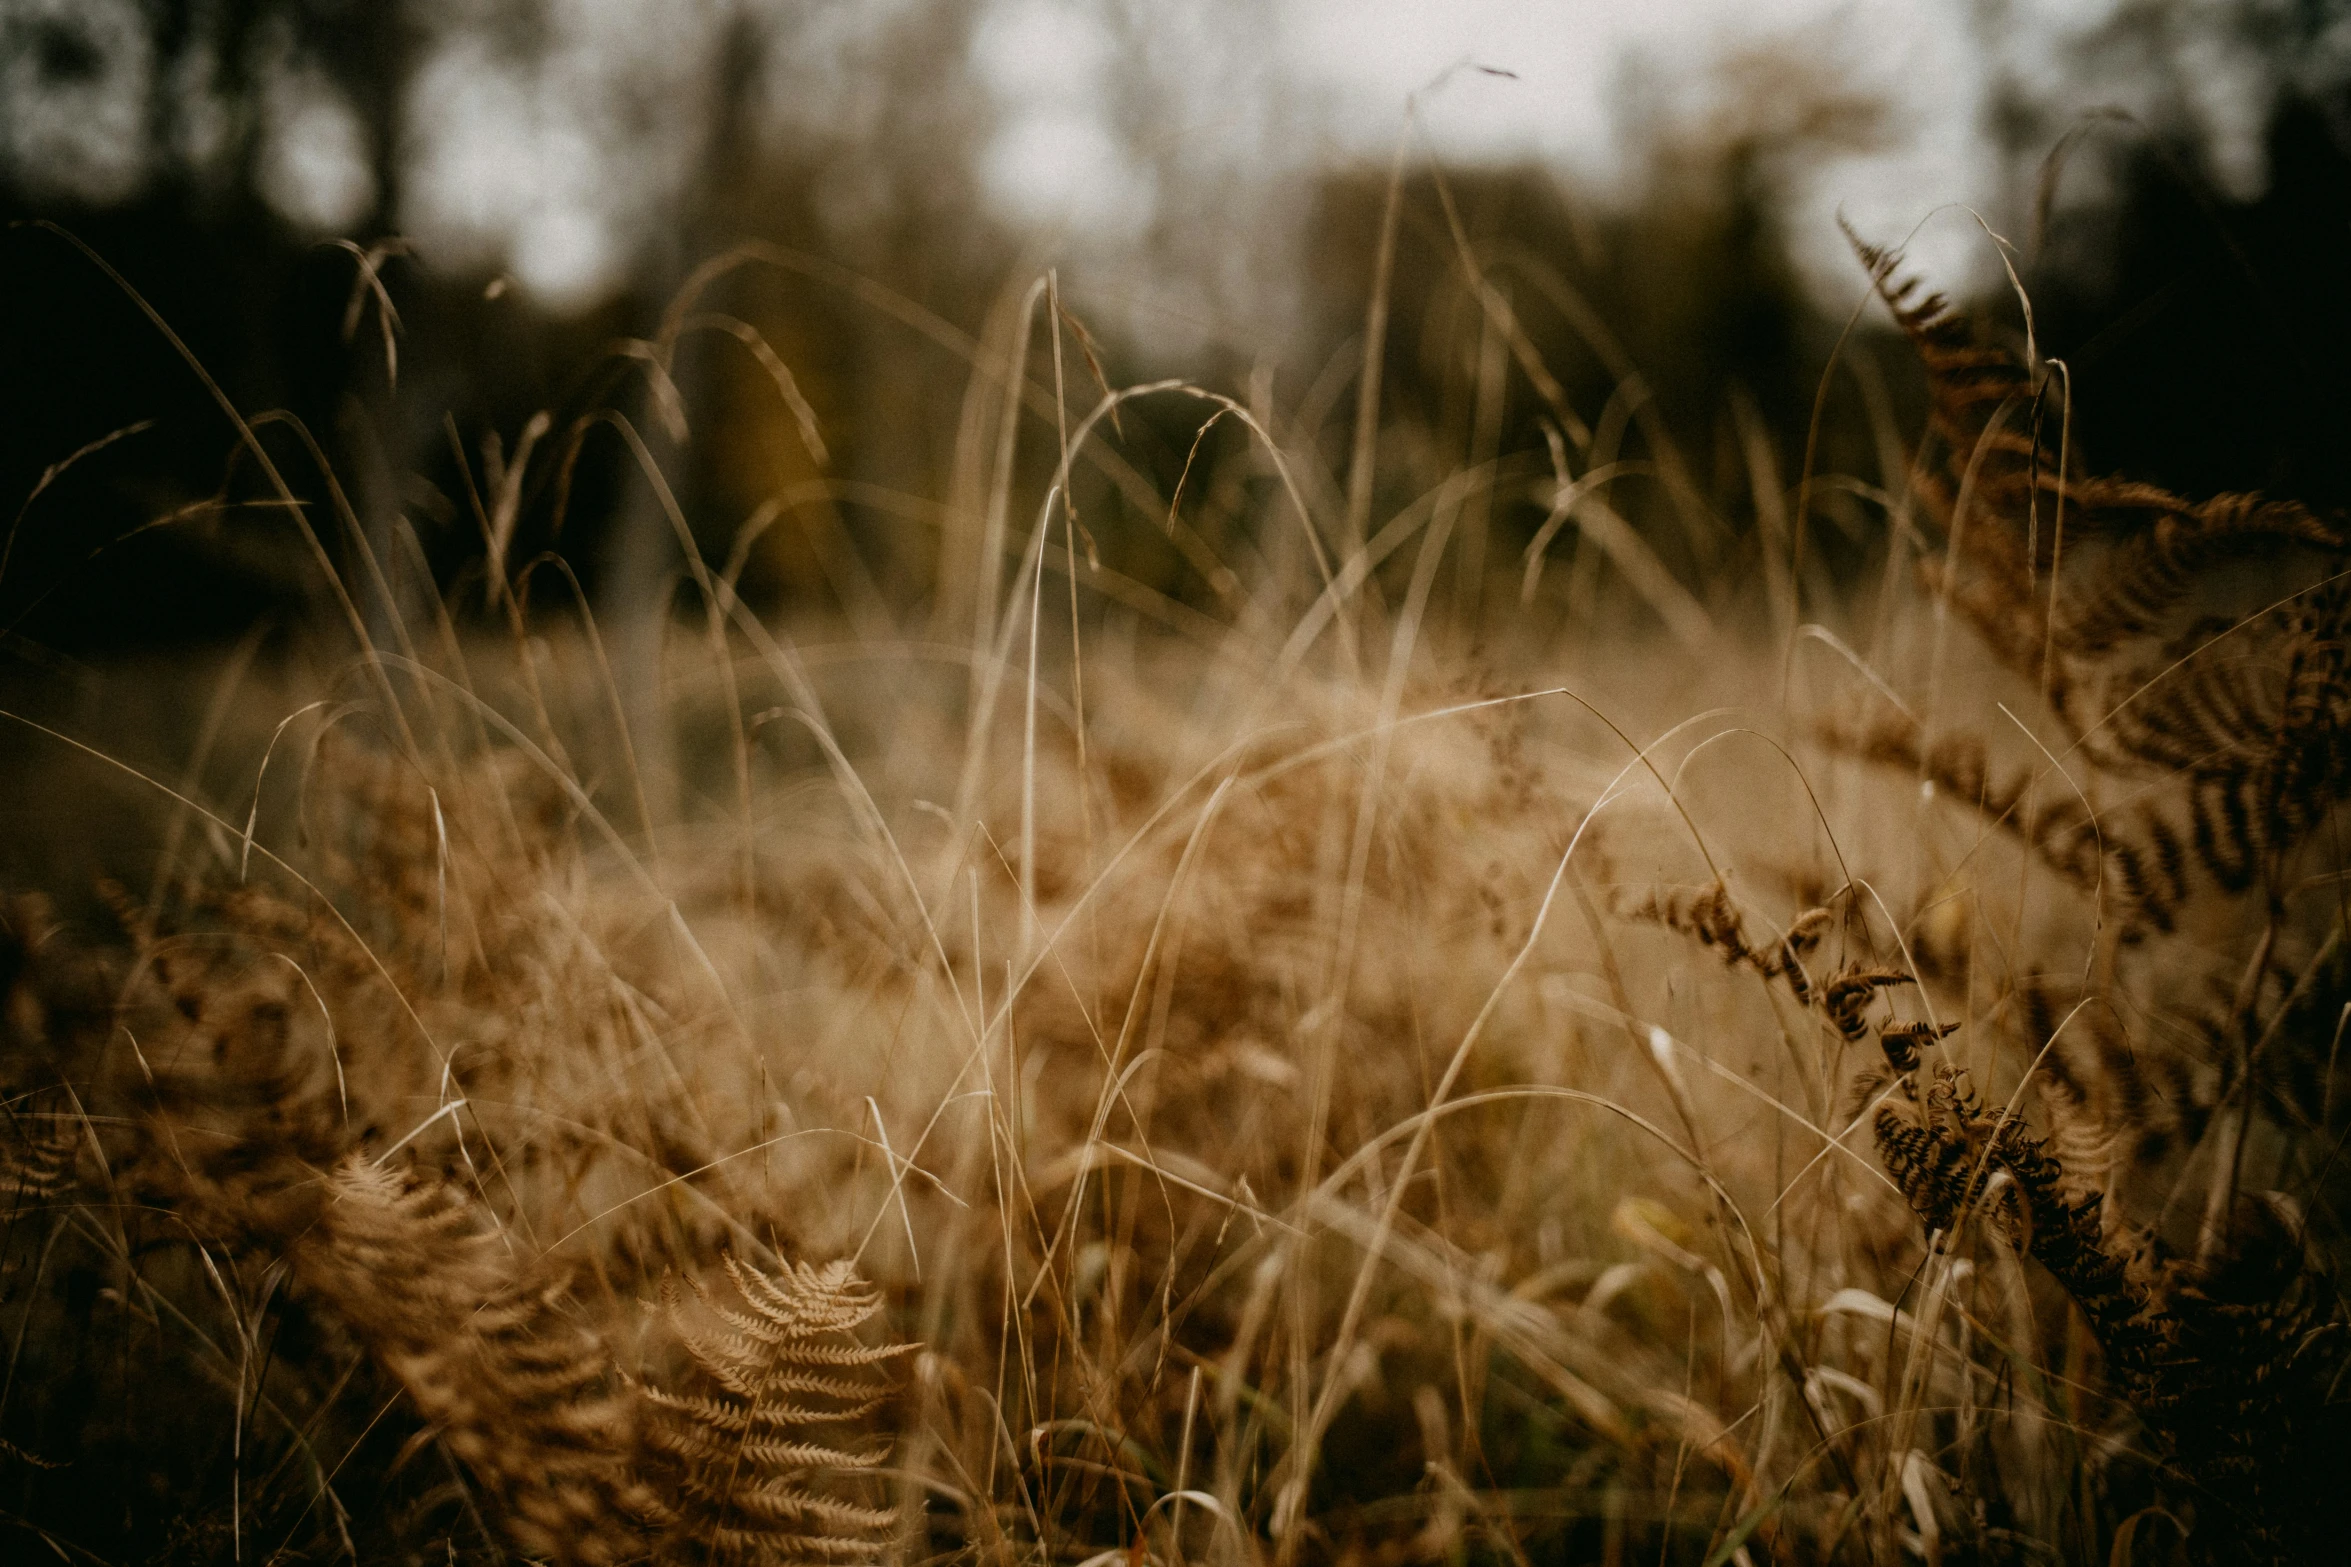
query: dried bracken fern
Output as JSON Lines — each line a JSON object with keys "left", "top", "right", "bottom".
{"left": 0, "top": 1089, "right": 80, "bottom": 1206}
{"left": 636, "top": 1254, "right": 909, "bottom": 1565}
{"left": 1870, "top": 1063, "right": 2152, "bottom": 1361}
{"left": 2131, "top": 1224, "right": 2350, "bottom": 1567}
{"left": 1831, "top": 244, "right": 2351, "bottom": 1562}
{"left": 1617, "top": 878, "right": 1835, "bottom": 999}
{"left": 1846, "top": 236, "right": 2351, "bottom": 935}
{"left": 297, "top": 1156, "right": 655, "bottom": 1566}
{"left": 1868, "top": 1061, "right": 2349, "bottom": 1565}
{"left": 0, "top": 895, "right": 109, "bottom": 1208}
{"left": 1846, "top": 226, "right": 2351, "bottom": 712}
{"left": 1619, "top": 880, "right": 1933, "bottom": 1068}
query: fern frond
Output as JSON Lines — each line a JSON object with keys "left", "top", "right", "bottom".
{"left": 1617, "top": 879, "right": 1844, "bottom": 1015}
{"left": 638, "top": 1385, "right": 889, "bottom": 1432}
{"left": 1822, "top": 965, "right": 1914, "bottom": 1045}
{"left": 639, "top": 1253, "right": 909, "bottom": 1564}
{"left": 1868, "top": 1060, "right": 2351, "bottom": 1562}
{"left": 298, "top": 1156, "right": 654, "bottom": 1566}
{"left": 0, "top": 1092, "right": 79, "bottom": 1205}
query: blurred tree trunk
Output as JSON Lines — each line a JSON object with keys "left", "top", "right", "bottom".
{"left": 599, "top": 14, "right": 767, "bottom": 830}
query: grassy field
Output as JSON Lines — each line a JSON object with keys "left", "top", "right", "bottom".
{"left": 1, "top": 213, "right": 2346, "bottom": 1567}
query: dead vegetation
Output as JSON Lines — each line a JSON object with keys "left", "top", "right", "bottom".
{"left": 0, "top": 201, "right": 2345, "bottom": 1567}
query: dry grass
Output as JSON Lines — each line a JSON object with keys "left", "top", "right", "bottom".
{"left": 0, "top": 209, "right": 2345, "bottom": 1567}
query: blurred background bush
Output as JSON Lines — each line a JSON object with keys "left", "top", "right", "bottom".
{"left": 1, "top": 0, "right": 2348, "bottom": 658}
